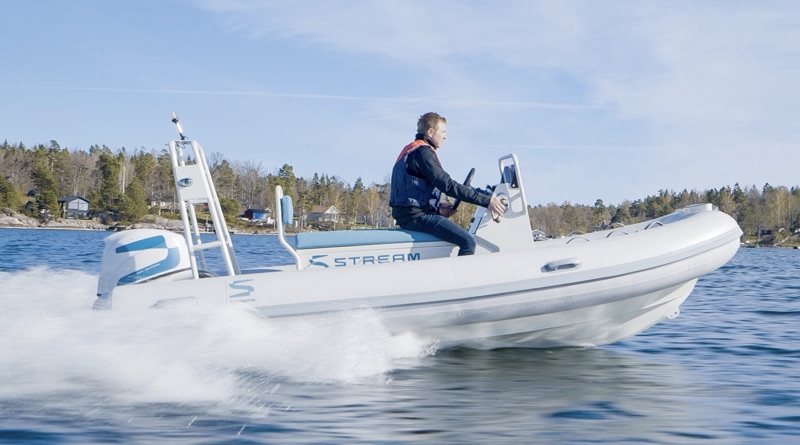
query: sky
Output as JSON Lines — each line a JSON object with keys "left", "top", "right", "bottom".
{"left": 1, "top": 0, "right": 798, "bottom": 206}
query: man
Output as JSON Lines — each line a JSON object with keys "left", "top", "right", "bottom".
{"left": 390, "top": 112, "right": 506, "bottom": 255}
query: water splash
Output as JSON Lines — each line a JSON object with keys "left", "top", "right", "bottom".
{"left": 0, "top": 268, "right": 437, "bottom": 410}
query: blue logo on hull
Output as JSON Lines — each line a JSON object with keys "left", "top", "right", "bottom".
{"left": 228, "top": 279, "right": 255, "bottom": 298}
{"left": 306, "top": 253, "right": 422, "bottom": 268}
{"left": 309, "top": 255, "right": 329, "bottom": 268}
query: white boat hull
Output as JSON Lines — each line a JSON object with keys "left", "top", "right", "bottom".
{"left": 100, "top": 206, "right": 740, "bottom": 349}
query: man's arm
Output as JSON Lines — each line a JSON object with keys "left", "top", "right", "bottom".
{"left": 410, "top": 147, "right": 491, "bottom": 207}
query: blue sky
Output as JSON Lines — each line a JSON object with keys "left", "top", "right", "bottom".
{"left": 2, "top": 1, "right": 798, "bottom": 205}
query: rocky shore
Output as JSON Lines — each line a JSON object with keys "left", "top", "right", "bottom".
{"left": 0, "top": 208, "right": 183, "bottom": 231}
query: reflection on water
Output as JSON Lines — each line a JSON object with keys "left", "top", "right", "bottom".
{"left": 339, "top": 348, "right": 727, "bottom": 443}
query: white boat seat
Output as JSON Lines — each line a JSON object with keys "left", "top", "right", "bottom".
{"left": 294, "top": 229, "right": 444, "bottom": 250}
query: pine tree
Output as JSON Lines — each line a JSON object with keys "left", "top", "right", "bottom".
{"left": 121, "top": 177, "right": 148, "bottom": 222}
{"left": 90, "top": 150, "right": 124, "bottom": 220}
{"left": 0, "top": 175, "right": 19, "bottom": 210}
{"left": 30, "top": 156, "right": 59, "bottom": 219}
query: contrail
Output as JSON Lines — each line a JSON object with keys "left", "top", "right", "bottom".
{"left": 0, "top": 84, "right": 612, "bottom": 111}
{"left": 498, "top": 144, "right": 633, "bottom": 151}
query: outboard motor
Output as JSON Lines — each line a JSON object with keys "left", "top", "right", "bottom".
{"left": 96, "top": 229, "right": 192, "bottom": 299}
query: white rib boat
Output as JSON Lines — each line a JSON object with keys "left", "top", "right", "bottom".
{"left": 94, "top": 117, "right": 742, "bottom": 349}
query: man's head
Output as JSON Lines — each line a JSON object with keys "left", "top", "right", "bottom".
{"left": 417, "top": 112, "right": 447, "bottom": 148}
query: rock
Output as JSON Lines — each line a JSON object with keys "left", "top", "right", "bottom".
{"left": 129, "top": 222, "right": 162, "bottom": 230}
{"left": 0, "top": 209, "right": 112, "bottom": 230}
{"left": 0, "top": 209, "right": 182, "bottom": 231}
{"left": 0, "top": 215, "right": 29, "bottom": 227}
{"left": 132, "top": 216, "right": 184, "bottom": 231}
{"left": 0, "top": 211, "right": 39, "bottom": 227}
{"left": 45, "top": 221, "right": 88, "bottom": 229}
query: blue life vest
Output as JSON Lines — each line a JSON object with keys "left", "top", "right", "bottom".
{"left": 389, "top": 140, "right": 441, "bottom": 210}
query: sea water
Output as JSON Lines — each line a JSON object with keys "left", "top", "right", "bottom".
{"left": 0, "top": 228, "right": 798, "bottom": 444}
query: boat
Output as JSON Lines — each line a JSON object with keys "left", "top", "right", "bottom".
{"left": 93, "top": 116, "right": 743, "bottom": 349}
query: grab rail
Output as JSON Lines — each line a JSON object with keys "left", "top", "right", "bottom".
{"left": 275, "top": 185, "right": 303, "bottom": 269}
{"left": 543, "top": 258, "right": 582, "bottom": 272}
{"left": 644, "top": 221, "right": 664, "bottom": 230}
{"left": 566, "top": 236, "right": 590, "bottom": 244}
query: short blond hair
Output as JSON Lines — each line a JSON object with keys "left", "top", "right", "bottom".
{"left": 417, "top": 112, "right": 446, "bottom": 134}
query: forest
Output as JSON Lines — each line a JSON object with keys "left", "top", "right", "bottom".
{"left": 2, "top": 140, "right": 799, "bottom": 244}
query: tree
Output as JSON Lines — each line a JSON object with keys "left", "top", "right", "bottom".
{"left": 236, "top": 160, "right": 265, "bottom": 209}
{"left": 717, "top": 186, "right": 736, "bottom": 215}
{"left": 611, "top": 201, "right": 632, "bottom": 225}
{"left": 299, "top": 178, "right": 321, "bottom": 228}
{"left": 211, "top": 159, "right": 236, "bottom": 199}
{"left": 351, "top": 177, "right": 366, "bottom": 225}
{"left": 530, "top": 203, "right": 565, "bottom": 235}
{"left": 764, "top": 185, "right": 791, "bottom": 229}
{"left": 121, "top": 177, "right": 148, "bottom": 222}
{"left": 593, "top": 199, "right": 608, "bottom": 225}
{"left": 219, "top": 197, "right": 242, "bottom": 223}
{"left": 91, "top": 150, "right": 123, "bottom": 219}
{"left": 364, "top": 184, "right": 384, "bottom": 226}
{"left": 276, "top": 163, "right": 297, "bottom": 201}
{"left": 745, "top": 185, "right": 764, "bottom": 237}
{"left": 0, "top": 142, "right": 29, "bottom": 189}
{"left": 0, "top": 175, "right": 18, "bottom": 210}
{"left": 62, "top": 149, "right": 94, "bottom": 196}
{"left": 131, "top": 149, "right": 156, "bottom": 191}
{"left": 29, "top": 155, "right": 59, "bottom": 219}
{"left": 150, "top": 150, "right": 175, "bottom": 214}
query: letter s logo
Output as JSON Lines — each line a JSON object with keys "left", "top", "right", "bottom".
{"left": 309, "top": 255, "right": 329, "bottom": 268}
{"left": 228, "top": 279, "right": 255, "bottom": 298}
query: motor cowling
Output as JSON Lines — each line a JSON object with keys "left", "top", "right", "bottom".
{"left": 96, "top": 229, "right": 191, "bottom": 298}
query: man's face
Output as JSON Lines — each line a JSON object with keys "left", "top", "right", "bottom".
{"left": 428, "top": 122, "right": 447, "bottom": 149}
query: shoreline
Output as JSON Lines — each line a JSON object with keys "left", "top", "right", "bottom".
{"left": 0, "top": 223, "right": 282, "bottom": 235}
{"left": 0, "top": 225, "right": 108, "bottom": 231}
{"left": 2, "top": 223, "right": 797, "bottom": 245}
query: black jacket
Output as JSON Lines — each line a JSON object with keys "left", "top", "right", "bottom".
{"left": 390, "top": 139, "right": 491, "bottom": 225}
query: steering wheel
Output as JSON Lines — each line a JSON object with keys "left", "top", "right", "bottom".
{"left": 452, "top": 168, "right": 476, "bottom": 211}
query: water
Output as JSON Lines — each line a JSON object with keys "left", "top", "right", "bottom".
{"left": 1, "top": 228, "right": 798, "bottom": 444}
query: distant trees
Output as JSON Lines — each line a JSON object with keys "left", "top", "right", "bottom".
{"left": 529, "top": 185, "right": 800, "bottom": 240}
{"left": 0, "top": 140, "right": 392, "bottom": 227}
{"left": 2, "top": 139, "right": 800, "bottom": 239}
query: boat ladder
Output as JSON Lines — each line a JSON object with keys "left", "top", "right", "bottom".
{"left": 168, "top": 114, "right": 240, "bottom": 278}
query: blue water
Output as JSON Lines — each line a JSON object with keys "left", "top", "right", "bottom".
{"left": 1, "top": 228, "right": 799, "bottom": 444}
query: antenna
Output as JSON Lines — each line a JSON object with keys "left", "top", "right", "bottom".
{"left": 171, "top": 112, "right": 187, "bottom": 141}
